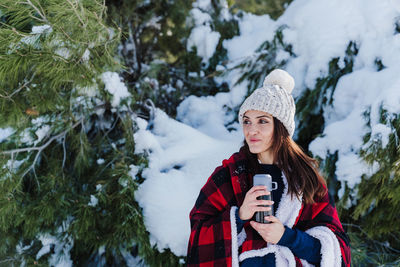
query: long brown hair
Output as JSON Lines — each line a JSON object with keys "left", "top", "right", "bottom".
{"left": 243, "top": 117, "right": 327, "bottom": 204}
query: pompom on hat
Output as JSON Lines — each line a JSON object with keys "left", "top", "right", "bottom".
{"left": 238, "top": 69, "right": 296, "bottom": 137}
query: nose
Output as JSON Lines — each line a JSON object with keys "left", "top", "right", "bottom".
{"left": 247, "top": 124, "right": 259, "bottom": 135}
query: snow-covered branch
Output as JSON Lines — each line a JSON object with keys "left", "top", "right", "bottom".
{"left": 2, "top": 120, "right": 82, "bottom": 155}
{"left": 0, "top": 74, "right": 35, "bottom": 100}
{"left": 1, "top": 120, "right": 83, "bottom": 181}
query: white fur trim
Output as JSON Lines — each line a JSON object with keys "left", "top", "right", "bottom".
{"left": 300, "top": 226, "right": 342, "bottom": 267}
{"left": 275, "top": 173, "right": 303, "bottom": 227}
{"left": 233, "top": 173, "right": 303, "bottom": 265}
{"left": 230, "top": 206, "right": 240, "bottom": 267}
{"left": 237, "top": 228, "right": 246, "bottom": 246}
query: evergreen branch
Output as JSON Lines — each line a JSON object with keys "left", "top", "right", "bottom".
{"left": 343, "top": 223, "right": 400, "bottom": 254}
{"left": 62, "top": 135, "right": 67, "bottom": 170}
{"left": 0, "top": 258, "right": 18, "bottom": 264}
{"left": 99, "top": 0, "right": 106, "bottom": 20}
{"left": 0, "top": 22, "right": 31, "bottom": 40}
{"left": 0, "top": 73, "right": 35, "bottom": 101}
{"left": 21, "top": 0, "right": 49, "bottom": 23}
{"left": 93, "top": 14, "right": 108, "bottom": 39}
{"left": 55, "top": 25, "right": 89, "bottom": 46}
{"left": 1, "top": 120, "right": 83, "bottom": 181}
{"left": 103, "top": 113, "right": 120, "bottom": 137}
{"left": 66, "top": 0, "right": 87, "bottom": 28}
{"left": 5, "top": 120, "right": 79, "bottom": 153}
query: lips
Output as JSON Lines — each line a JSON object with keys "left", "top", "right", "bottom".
{"left": 249, "top": 139, "right": 261, "bottom": 143}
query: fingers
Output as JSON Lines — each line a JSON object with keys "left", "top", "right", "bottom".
{"left": 250, "top": 218, "right": 278, "bottom": 231}
{"left": 248, "top": 185, "right": 267, "bottom": 193}
{"left": 250, "top": 220, "right": 261, "bottom": 231}
{"left": 257, "top": 200, "right": 274, "bottom": 206}
{"left": 250, "top": 206, "right": 271, "bottom": 213}
{"left": 247, "top": 186, "right": 270, "bottom": 195}
{"left": 264, "top": 215, "right": 279, "bottom": 223}
{"left": 246, "top": 187, "right": 271, "bottom": 200}
{"left": 249, "top": 199, "right": 274, "bottom": 207}
{"left": 241, "top": 186, "right": 273, "bottom": 221}
{"left": 250, "top": 220, "right": 271, "bottom": 231}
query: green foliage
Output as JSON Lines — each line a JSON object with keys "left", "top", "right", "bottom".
{"left": 308, "top": 45, "right": 400, "bottom": 264}
{"left": 230, "top": 0, "right": 292, "bottom": 20}
{"left": 0, "top": 0, "right": 120, "bottom": 127}
{"left": 295, "top": 41, "right": 358, "bottom": 150}
{"left": 355, "top": 108, "right": 400, "bottom": 239}
{"left": 0, "top": 0, "right": 173, "bottom": 265}
{"left": 347, "top": 224, "right": 400, "bottom": 266}
{"left": 321, "top": 106, "right": 400, "bottom": 265}
{"left": 107, "top": 0, "right": 237, "bottom": 117}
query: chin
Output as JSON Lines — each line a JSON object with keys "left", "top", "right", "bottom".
{"left": 248, "top": 146, "right": 263, "bottom": 154}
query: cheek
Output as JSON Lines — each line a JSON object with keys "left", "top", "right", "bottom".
{"left": 264, "top": 128, "right": 274, "bottom": 144}
{"left": 243, "top": 126, "right": 250, "bottom": 137}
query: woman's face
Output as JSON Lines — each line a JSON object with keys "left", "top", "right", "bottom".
{"left": 242, "top": 110, "right": 274, "bottom": 160}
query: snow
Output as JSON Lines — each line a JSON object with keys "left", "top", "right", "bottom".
{"left": 82, "top": 48, "right": 90, "bottom": 62}
{"left": 36, "top": 233, "right": 73, "bottom": 267}
{"left": 176, "top": 95, "right": 241, "bottom": 140}
{"left": 223, "top": 13, "right": 276, "bottom": 61}
{"left": 101, "top": 72, "right": 131, "bottom": 107}
{"left": 135, "top": 0, "right": 400, "bottom": 258}
{"left": 192, "top": 0, "right": 212, "bottom": 11}
{"left": 34, "top": 125, "right": 51, "bottom": 145}
{"left": 88, "top": 195, "right": 98, "bottom": 207}
{"left": 134, "top": 109, "right": 240, "bottom": 256}
{"left": 187, "top": 3, "right": 221, "bottom": 63}
{"left": 371, "top": 123, "right": 393, "bottom": 148}
{"left": 31, "top": 25, "right": 52, "bottom": 34}
{"left": 0, "top": 128, "right": 14, "bottom": 143}
{"left": 128, "top": 164, "right": 139, "bottom": 179}
{"left": 187, "top": 25, "right": 220, "bottom": 63}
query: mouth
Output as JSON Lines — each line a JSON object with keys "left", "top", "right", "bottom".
{"left": 249, "top": 139, "right": 261, "bottom": 143}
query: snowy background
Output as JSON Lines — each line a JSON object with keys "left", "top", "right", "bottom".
{"left": 132, "top": 0, "right": 400, "bottom": 257}
{"left": 1, "top": 0, "right": 400, "bottom": 261}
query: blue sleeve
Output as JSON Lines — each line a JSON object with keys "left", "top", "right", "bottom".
{"left": 235, "top": 208, "right": 248, "bottom": 233}
{"left": 277, "top": 226, "right": 322, "bottom": 264}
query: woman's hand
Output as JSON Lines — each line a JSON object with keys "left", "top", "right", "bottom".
{"left": 250, "top": 216, "right": 285, "bottom": 244}
{"left": 238, "top": 185, "right": 274, "bottom": 220}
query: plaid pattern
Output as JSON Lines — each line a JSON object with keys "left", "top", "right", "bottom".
{"left": 187, "top": 147, "right": 351, "bottom": 266}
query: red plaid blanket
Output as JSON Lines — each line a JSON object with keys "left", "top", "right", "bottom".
{"left": 187, "top": 147, "right": 351, "bottom": 266}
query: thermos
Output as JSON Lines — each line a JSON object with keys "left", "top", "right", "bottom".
{"left": 253, "top": 174, "right": 277, "bottom": 224}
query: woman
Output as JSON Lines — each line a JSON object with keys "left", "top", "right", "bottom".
{"left": 186, "top": 69, "right": 351, "bottom": 266}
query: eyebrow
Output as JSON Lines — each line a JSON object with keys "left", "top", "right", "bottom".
{"left": 243, "top": 115, "right": 272, "bottom": 119}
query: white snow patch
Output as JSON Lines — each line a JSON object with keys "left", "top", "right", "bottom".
{"left": 135, "top": 109, "right": 240, "bottom": 256}
{"left": 101, "top": 72, "right": 131, "bottom": 107}
{"left": 0, "top": 128, "right": 14, "bottom": 143}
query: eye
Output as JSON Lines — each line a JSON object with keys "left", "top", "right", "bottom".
{"left": 259, "top": 119, "right": 269, "bottom": 124}
{"left": 243, "top": 119, "right": 251, "bottom": 125}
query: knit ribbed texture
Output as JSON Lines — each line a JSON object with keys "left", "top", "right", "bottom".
{"left": 238, "top": 69, "right": 296, "bottom": 137}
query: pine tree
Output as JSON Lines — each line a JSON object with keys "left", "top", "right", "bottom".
{"left": 0, "top": 0, "right": 181, "bottom": 265}
{"left": 106, "top": 0, "right": 239, "bottom": 118}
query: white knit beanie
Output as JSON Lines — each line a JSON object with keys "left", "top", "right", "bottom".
{"left": 238, "top": 69, "right": 296, "bottom": 137}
